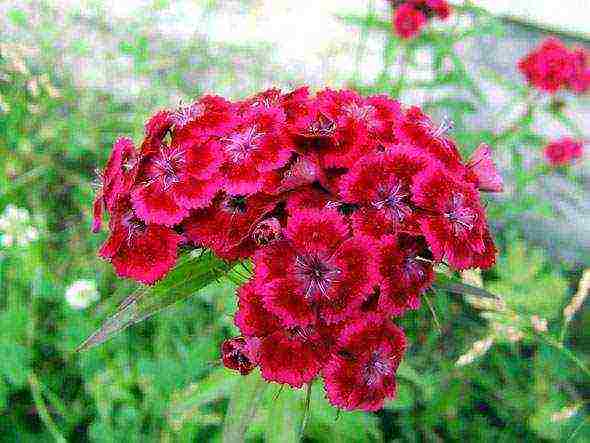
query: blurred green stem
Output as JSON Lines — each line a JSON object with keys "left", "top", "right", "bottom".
{"left": 29, "top": 373, "right": 67, "bottom": 443}
{"left": 353, "top": 0, "right": 375, "bottom": 85}
{"left": 492, "top": 89, "right": 540, "bottom": 144}
{"left": 537, "top": 334, "right": 590, "bottom": 379}
{"left": 222, "top": 374, "right": 268, "bottom": 443}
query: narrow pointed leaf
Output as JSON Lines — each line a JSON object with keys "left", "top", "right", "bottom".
{"left": 77, "top": 250, "right": 237, "bottom": 351}
{"left": 434, "top": 272, "right": 500, "bottom": 300}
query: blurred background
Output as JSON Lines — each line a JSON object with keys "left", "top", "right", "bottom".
{"left": 0, "top": 0, "right": 588, "bottom": 441}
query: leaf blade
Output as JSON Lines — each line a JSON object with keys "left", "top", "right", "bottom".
{"left": 76, "top": 250, "right": 235, "bottom": 351}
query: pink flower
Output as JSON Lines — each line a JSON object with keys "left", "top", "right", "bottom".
{"left": 220, "top": 107, "right": 294, "bottom": 195}
{"left": 569, "top": 47, "right": 590, "bottom": 94}
{"left": 92, "top": 137, "right": 138, "bottom": 233}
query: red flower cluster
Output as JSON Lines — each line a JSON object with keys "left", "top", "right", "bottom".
{"left": 94, "top": 87, "right": 501, "bottom": 411}
{"left": 390, "top": 0, "right": 451, "bottom": 39}
{"left": 543, "top": 138, "right": 585, "bottom": 167}
{"left": 518, "top": 38, "right": 590, "bottom": 94}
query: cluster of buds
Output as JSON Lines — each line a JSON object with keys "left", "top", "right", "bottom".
{"left": 93, "top": 87, "right": 501, "bottom": 411}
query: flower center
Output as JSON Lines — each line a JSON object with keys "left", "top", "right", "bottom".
{"left": 223, "top": 126, "right": 264, "bottom": 163}
{"left": 306, "top": 114, "right": 336, "bottom": 137}
{"left": 417, "top": 116, "right": 454, "bottom": 148}
{"left": 122, "top": 211, "right": 146, "bottom": 244}
{"left": 343, "top": 102, "right": 377, "bottom": 128}
{"left": 171, "top": 102, "right": 205, "bottom": 129}
{"left": 403, "top": 255, "right": 425, "bottom": 282}
{"left": 295, "top": 253, "right": 341, "bottom": 299}
{"left": 372, "top": 181, "right": 412, "bottom": 225}
{"left": 363, "top": 351, "right": 393, "bottom": 386}
{"left": 222, "top": 195, "right": 247, "bottom": 214}
{"left": 445, "top": 193, "right": 477, "bottom": 236}
{"left": 288, "top": 325, "right": 316, "bottom": 342}
{"left": 148, "top": 146, "right": 186, "bottom": 191}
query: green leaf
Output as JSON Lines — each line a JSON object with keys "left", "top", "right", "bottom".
{"left": 76, "top": 250, "right": 239, "bottom": 351}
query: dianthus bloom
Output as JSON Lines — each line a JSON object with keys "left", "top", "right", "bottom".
{"left": 543, "top": 138, "right": 584, "bottom": 167}
{"left": 518, "top": 38, "right": 589, "bottom": 94}
{"left": 391, "top": 0, "right": 451, "bottom": 39}
{"left": 93, "top": 87, "right": 500, "bottom": 411}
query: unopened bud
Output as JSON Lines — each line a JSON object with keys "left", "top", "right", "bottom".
{"left": 252, "top": 218, "right": 282, "bottom": 246}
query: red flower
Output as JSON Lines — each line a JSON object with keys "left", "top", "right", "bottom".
{"left": 397, "top": 107, "right": 463, "bottom": 171}
{"left": 95, "top": 87, "right": 502, "bottom": 410}
{"left": 412, "top": 168, "right": 496, "bottom": 269}
{"left": 172, "top": 95, "right": 235, "bottom": 140}
{"left": 183, "top": 193, "right": 278, "bottom": 261}
{"left": 339, "top": 148, "right": 427, "bottom": 238}
{"left": 255, "top": 209, "right": 378, "bottom": 325}
{"left": 466, "top": 143, "right": 504, "bottom": 193}
{"left": 544, "top": 138, "right": 584, "bottom": 167}
{"left": 220, "top": 107, "right": 294, "bottom": 195}
{"left": 221, "top": 337, "right": 258, "bottom": 375}
{"left": 92, "top": 137, "right": 138, "bottom": 232}
{"left": 569, "top": 47, "right": 590, "bottom": 94}
{"left": 375, "top": 235, "right": 434, "bottom": 316}
{"left": 235, "top": 279, "right": 282, "bottom": 337}
{"left": 99, "top": 200, "right": 182, "bottom": 284}
{"left": 393, "top": 4, "right": 427, "bottom": 39}
{"left": 518, "top": 38, "right": 576, "bottom": 94}
{"left": 258, "top": 325, "right": 331, "bottom": 388}
{"left": 131, "top": 139, "right": 222, "bottom": 226}
{"left": 284, "top": 185, "right": 331, "bottom": 214}
{"left": 144, "top": 110, "right": 173, "bottom": 141}
{"left": 323, "top": 315, "right": 406, "bottom": 411}
{"left": 235, "top": 282, "right": 334, "bottom": 387}
{"left": 424, "top": 0, "right": 451, "bottom": 19}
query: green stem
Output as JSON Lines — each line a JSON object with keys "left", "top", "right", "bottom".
{"left": 222, "top": 374, "right": 268, "bottom": 443}
{"left": 352, "top": 0, "right": 375, "bottom": 85}
{"left": 492, "top": 89, "right": 540, "bottom": 145}
{"left": 538, "top": 334, "right": 590, "bottom": 379}
{"left": 29, "top": 373, "right": 66, "bottom": 443}
{"left": 299, "top": 383, "right": 313, "bottom": 440}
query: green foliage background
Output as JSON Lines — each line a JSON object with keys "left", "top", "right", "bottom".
{"left": 0, "top": 1, "right": 588, "bottom": 441}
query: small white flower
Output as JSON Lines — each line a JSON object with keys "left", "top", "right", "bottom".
{"left": 1, "top": 234, "right": 14, "bottom": 248}
{"left": 65, "top": 280, "right": 100, "bottom": 310}
{"left": 0, "top": 205, "right": 39, "bottom": 248}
